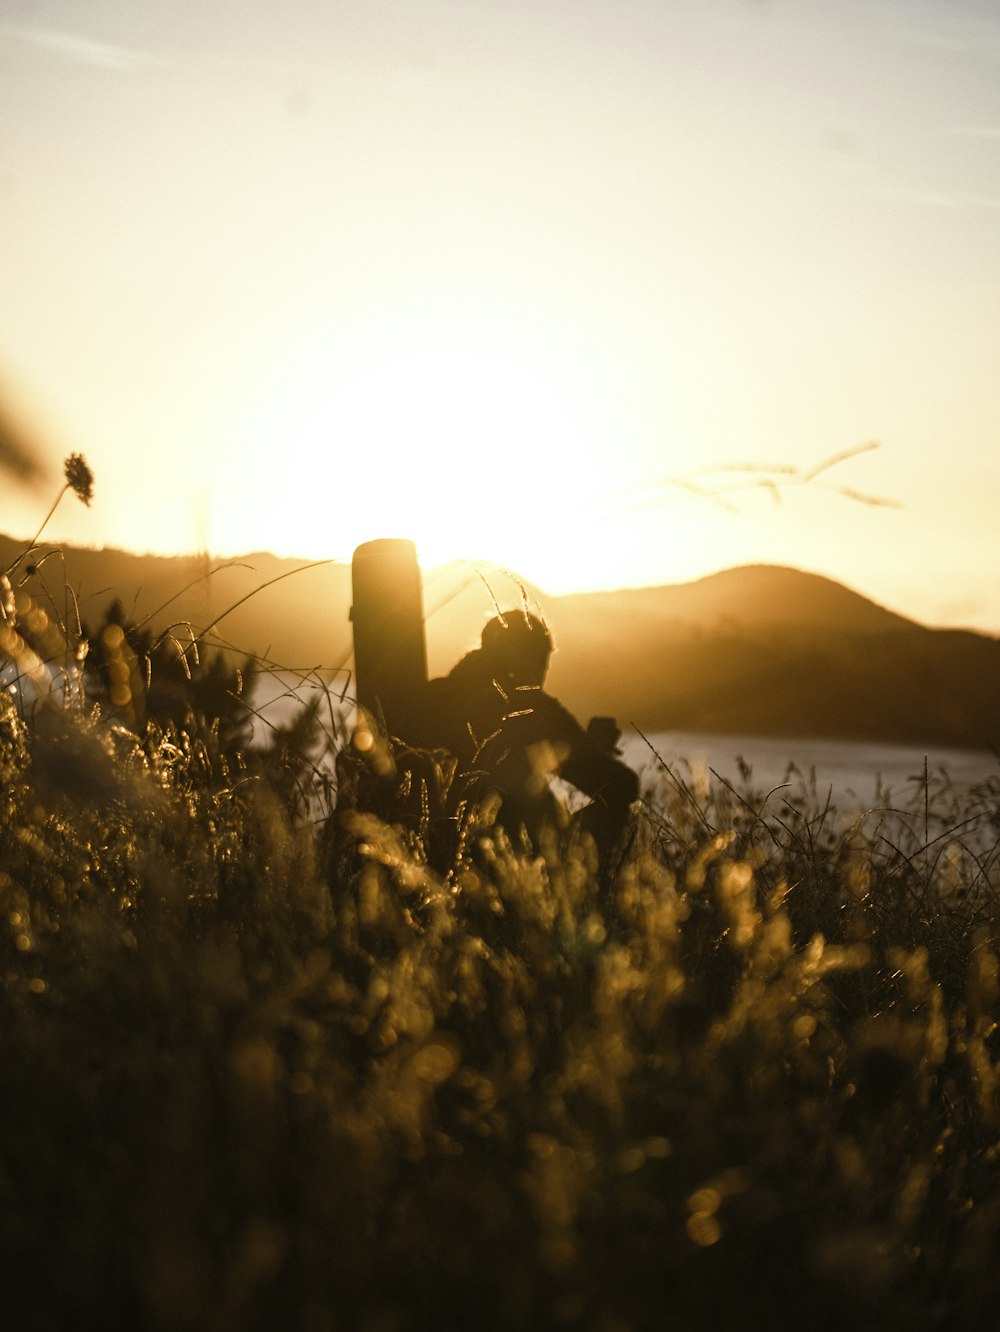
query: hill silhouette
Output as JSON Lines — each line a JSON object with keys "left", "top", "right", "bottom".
{"left": 2, "top": 534, "right": 998, "bottom": 751}
{"left": 545, "top": 568, "right": 998, "bottom": 751}
{"left": 0, "top": 536, "right": 356, "bottom": 671}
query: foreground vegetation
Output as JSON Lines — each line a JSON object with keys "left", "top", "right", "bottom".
{"left": 3, "top": 460, "right": 1000, "bottom": 1329}
{"left": 2, "top": 680, "right": 999, "bottom": 1331}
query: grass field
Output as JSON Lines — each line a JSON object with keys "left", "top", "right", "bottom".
{"left": 2, "top": 675, "right": 999, "bottom": 1331}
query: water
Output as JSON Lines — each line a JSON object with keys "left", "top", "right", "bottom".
{"left": 244, "top": 669, "right": 352, "bottom": 748}
{"left": 622, "top": 728, "right": 997, "bottom": 813}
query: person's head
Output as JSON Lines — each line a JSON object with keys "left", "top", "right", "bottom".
{"left": 480, "top": 610, "right": 553, "bottom": 686}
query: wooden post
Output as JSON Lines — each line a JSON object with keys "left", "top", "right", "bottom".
{"left": 350, "top": 538, "right": 428, "bottom": 738}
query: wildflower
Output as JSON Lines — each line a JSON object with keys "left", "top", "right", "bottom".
{"left": 64, "top": 453, "right": 94, "bottom": 506}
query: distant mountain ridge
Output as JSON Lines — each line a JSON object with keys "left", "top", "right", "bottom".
{"left": 729, "top": 564, "right": 913, "bottom": 631}
{"left": 2, "top": 533, "right": 997, "bottom": 752}
{"left": 555, "top": 564, "right": 916, "bottom": 635}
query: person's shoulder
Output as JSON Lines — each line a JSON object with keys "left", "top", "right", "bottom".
{"left": 447, "top": 648, "right": 488, "bottom": 680}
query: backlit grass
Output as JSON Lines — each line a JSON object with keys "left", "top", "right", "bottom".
{"left": 1, "top": 682, "right": 998, "bottom": 1331}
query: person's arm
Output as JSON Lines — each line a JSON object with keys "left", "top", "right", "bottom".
{"left": 561, "top": 736, "right": 639, "bottom": 809}
{"left": 511, "top": 690, "right": 639, "bottom": 809}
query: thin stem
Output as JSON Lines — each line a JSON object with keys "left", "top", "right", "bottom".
{"left": 6, "top": 484, "right": 69, "bottom": 575}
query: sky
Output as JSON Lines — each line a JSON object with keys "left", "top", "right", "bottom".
{"left": 1, "top": 0, "right": 998, "bottom": 632}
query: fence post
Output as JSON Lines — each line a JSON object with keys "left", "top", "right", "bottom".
{"left": 350, "top": 538, "right": 428, "bottom": 738}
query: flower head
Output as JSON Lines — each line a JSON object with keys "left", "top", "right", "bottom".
{"left": 64, "top": 453, "right": 94, "bottom": 506}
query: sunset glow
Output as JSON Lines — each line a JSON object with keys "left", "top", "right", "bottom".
{"left": 225, "top": 323, "right": 629, "bottom": 590}
{"left": 1, "top": 1, "right": 998, "bottom": 629}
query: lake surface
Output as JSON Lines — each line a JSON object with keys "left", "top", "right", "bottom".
{"left": 621, "top": 728, "right": 997, "bottom": 812}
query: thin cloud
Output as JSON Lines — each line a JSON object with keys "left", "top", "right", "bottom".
{"left": 0, "top": 23, "right": 165, "bottom": 72}
{"left": 867, "top": 182, "right": 1000, "bottom": 212}
{"left": 894, "top": 20, "right": 1000, "bottom": 58}
{"left": 946, "top": 125, "right": 1000, "bottom": 141}
{"left": 1, "top": 21, "right": 353, "bottom": 85}
{"left": 896, "top": 28, "right": 977, "bottom": 54}
{"left": 871, "top": 184, "right": 964, "bottom": 210}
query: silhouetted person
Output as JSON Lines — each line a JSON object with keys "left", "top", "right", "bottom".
{"left": 402, "top": 610, "right": 639, "bottom": 868}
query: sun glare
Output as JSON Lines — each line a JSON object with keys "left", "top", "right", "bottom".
{"left": 235, "top": 326, "right": 620, "bottom": 591}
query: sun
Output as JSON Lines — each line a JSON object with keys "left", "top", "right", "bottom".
{"left": 230, "top": 323, "right": 621, "bottom": 591}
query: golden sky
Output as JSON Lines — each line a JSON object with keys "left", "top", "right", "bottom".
{"left": 1, "top": 0, "right": 998, "bottom": 631}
